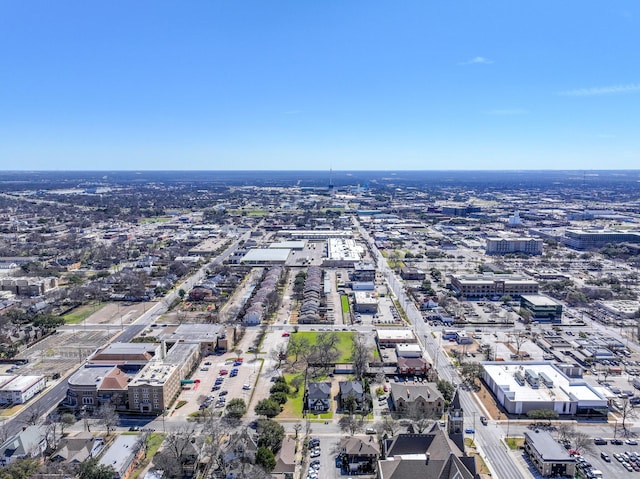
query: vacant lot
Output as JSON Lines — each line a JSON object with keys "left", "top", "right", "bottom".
{"left": 293, "top": 331, "right": 354, "bottom": 363}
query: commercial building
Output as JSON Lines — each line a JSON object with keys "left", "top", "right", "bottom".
{"left": 128, "top": 363, "right": 180, "bottom": 414}
{"left": 0, "top": 375, "right": 46, "bottom": 405}
{"left": 562, "top": 228, "right": 640, "bottom": 250}
{"left": 524, "top": 430, "right": 575, "bottom": 477}
{"left": 377, "top": 329, "right": 417, "bottom": 347}
{"left": 353, "top": 291, "right": 378, "bottom": 313}
{"left": 324, "top": 238, "right": 362, "bottom": 267}
{"left": 400, "top": 267, "right": 426, "bottom": 280}
{"left": 520, "top": 295, "right": 563, "bottom": 323}
{"left": 482, "top": 361, "right": 608, "bottom": 417}
{"left": 485, "top": 237, "right": 543, "bottom": 255}
{"left": 449, "top": 273, "right": 538, "bottom": 299}
{"left": 240, "top": 248, "right": 290, "bottom": 265}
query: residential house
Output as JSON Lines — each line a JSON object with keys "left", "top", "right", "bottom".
{"left": 50, "top": 432, "right": 104, "bottom": 463}
{"left": 338, "top": 381, "right": 365, "bottom": 412}
{"left": 337, "top": 435, "right": 380, "bottom": 475}
{"left": 0, "top": 425, "right": 48, "bottom": 466}
{"left": 271, "top": 436, "right": 296, "bottom": 479}
{"left": 306, "top": 382, "right": 331, "bottom": 412}
{"left": 389, "top": 383, "right": 444, "bottom": 418}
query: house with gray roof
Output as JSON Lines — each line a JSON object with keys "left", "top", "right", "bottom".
{"left": 306, "top": 381, "right": 331, "bottom": 412}
{"left": 50, "top": 432, "right": 104, "bottom": 463}
{"left": 0, "top": 425, "right": 48, "bottom": 466}
{"left": 338, "top": 380, "right": 365, "bottom": 411}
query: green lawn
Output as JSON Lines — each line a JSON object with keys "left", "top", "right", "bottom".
{"left": 341, "top": 295, "right": 350, "bottom": 313}
{"left": 281, "top": 372, "right": 305, "bottom": 418}
{"left": 62, "top": 303, "right": 105, "bottom": 324}
{"left": 293, "top": 331, "right": 354, "bottom": 363}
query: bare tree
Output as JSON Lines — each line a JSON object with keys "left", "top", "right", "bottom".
{"left": 338, "top": 415, "right": 362, "bottom": 436}
{"left": 556, "top": 423, "right": 575, "bottom": 443}
{"left": 508, "top": 332, "right": 528, "bottom": 359}
{"left": 96, "top": 403, "right": 118, "bottom": 436}
{"left": 619, "top": 397, "right": 637, "bottom": 433}
{"left": 155, "top": 425, "right": 200, "bottom": 478}
{"left": 351, "top": 334, "right": 371, "bottom": 380}
{"left": 21, "top": 403, "right": 43, "bottom": 426}
{"left": 270, "top": 345, "right": 288, "bottom": 370}
{"left": 572, "top": 431, "right": 594, "bottom": 455}
{"left": 376, "top": 415, "right": 401, "bottom": 437}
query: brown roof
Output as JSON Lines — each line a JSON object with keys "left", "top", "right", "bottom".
{"left": 273, "top": 437, "right": 296, "bottom": 473}
{"left": 99, "top": 368, "right": 130, "bottom": 391}
{"left": 340, "top": 435, "right": 380, "bottom": 457}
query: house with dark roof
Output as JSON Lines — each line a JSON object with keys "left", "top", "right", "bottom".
{"left": 337, "top": 435, "right": 380, "bottom": 475}
{"left": 389, "top": 383, "right": 444, "bottom": 418}
{"left": 378, "top": 426, "right": 478, "bottom": 479}
{"left": 306, "top": 382, "right": 331, "bottom": 412}
{"left": 338, "top": 380, "right": 365, "bottom": 412}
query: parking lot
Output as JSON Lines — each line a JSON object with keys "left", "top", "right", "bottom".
{"left": 172, "top": 354, "right": 260, "bottom": 419}
{"left": 576, "top": 438, "right": 640, "bottom": 477}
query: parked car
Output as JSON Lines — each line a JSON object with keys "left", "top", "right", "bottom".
{"left": 464, "top": 428, "right": 475, "bottom": 434}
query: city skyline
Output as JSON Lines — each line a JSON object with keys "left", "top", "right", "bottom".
{"left": 1, "top": 1, "right": 639, "bottom": 170}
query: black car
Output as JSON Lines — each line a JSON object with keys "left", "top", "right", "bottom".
{"left": 611, "top": 438, "right": 624, "bottom": 445}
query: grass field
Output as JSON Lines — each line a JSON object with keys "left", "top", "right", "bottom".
{"left": 341, "top": 295, "right": 350, "bottom": 313}
{"left": 281, "top": 372, "right": 305, "bottom": 418}
{"left": 62, "top": 303, "right": 105, "bottom": 324}
{"left": 293, "top": 331, "right": 354, "bottom": 363}
{"left": 130, "top": 432, "right": 165, "bottom": 478}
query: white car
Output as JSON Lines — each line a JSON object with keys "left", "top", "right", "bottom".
{"left": 242, "top": 384, "right": 252, "bottom": 390}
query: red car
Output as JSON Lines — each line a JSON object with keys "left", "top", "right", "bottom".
{"left": 219, "top": 369, "right": 228, "bottom": 375}
{"left": 282, "top": 332, "right": 290, "bottom": 337}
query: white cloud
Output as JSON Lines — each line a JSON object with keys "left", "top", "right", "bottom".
{"left": 487, "top": 108, "right": 528, "bottom": 116}
{"left": 559, "top": 83, "right": 640, "bottom": 96}
{"left": 459, "top": 56, "right": 494, "bottom": 65}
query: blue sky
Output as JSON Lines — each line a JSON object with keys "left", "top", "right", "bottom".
{"left": 1, "top": 1, "right": 639, "bottom": 170}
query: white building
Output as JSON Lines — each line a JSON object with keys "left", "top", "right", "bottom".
{"left": 0, "top": 375, "right": 46, "bottom": 405}
{"left": 485, "top": 236, "right": 543, "bottom": 255}
{"left": 482, "top": 361, "right": 608, "bottom": 418}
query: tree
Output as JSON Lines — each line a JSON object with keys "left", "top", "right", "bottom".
{"left": 459, "top": 362, "right": 484, "bottom": 388}
{"left": 338, "top": 415, "right": 362, "bottom": 435}
{"left": 0, "top": 458, "right": 39, "bottom": 479}
{"left": 351, "top": 334, "right": 370, "bottom": 380}
{"left": 526, "top": 409, "right": 559, "bottom": 423}
{"left": 97, "top": 402, "right": 118, "bottom": 436}
{"left": 572, "top": 431, "right": 594, "bottom": 455}
{"left": 226, "top": 398, "right": 247, "bottom": 419}
{"left": 255, "top": 447, "right": 276, "bottom": 472}
{"left": 255, "top": 399, "right": 281, "bottom": 418}
{"left": 377, "top": 415, "right": 401, "bottom": 437}
{"left": 61, "top": 412, "right": 76, "bottom": 435}
{"left": 508, "top": 332, "right": 528, "bottom": 359}
{"left": 287, "top": 334, "right": 310, "bottom": 365}
{"left": 343, "top": 394, "right": 358, "bottom": 416}
{"left": 619, "top": 397, "right": 637, "bottom": 432}
{"left": 257, "top": 419, "right": 285, "bottom": 452}
{"left": 156, "top": 425, "right": 200, "bottom": 478}
{"left": 270, "top": 345, "right": 288, "bottom": 369}
{"left": 270, "top": 391, "right": 288, "bottom": 405}
{"left": 290, "top": 375, "right": 304, "bottom": 394}
{"left": 270, "top": 378, "right": 290, "bottom": 394}
{"left": 78, "top": 458, "right": 116, "bottom": 479}
{"left": 436, "top": 379, "right": 455, "bottom": 404}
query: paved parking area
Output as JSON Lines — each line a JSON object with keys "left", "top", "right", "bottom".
{"left": 171, "top": 354, "right": 261, "bottom": 419}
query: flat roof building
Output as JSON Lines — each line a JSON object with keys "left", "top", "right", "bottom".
{"left": 450, "top": 273, "right": 538, "bottom": 299}
{"left": 520, "top": 294, "right": 563, "bottom": 323}
{"left": 377, "top": 329, "right": 417, "bottom": 346}
{"left": 0, "top": 375, "right": 46, "bottom": 405}
{"left": 486, "top": 236, "right": 543, "bottom": 255}
{"left": 240, "top": 248, "right": 291, "bottom": 264}
{"left": 482, "top": 361, "right": 608, "bottom": 417}
{"left": 524, "top": 430, "right": 575, "bottom": 478}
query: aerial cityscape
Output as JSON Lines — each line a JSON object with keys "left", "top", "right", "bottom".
{"left": 0, "top": 169, "right": 639, "bottom": 479}
{"left": 2, "top": 1, "right": 640, "bottom": 479}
